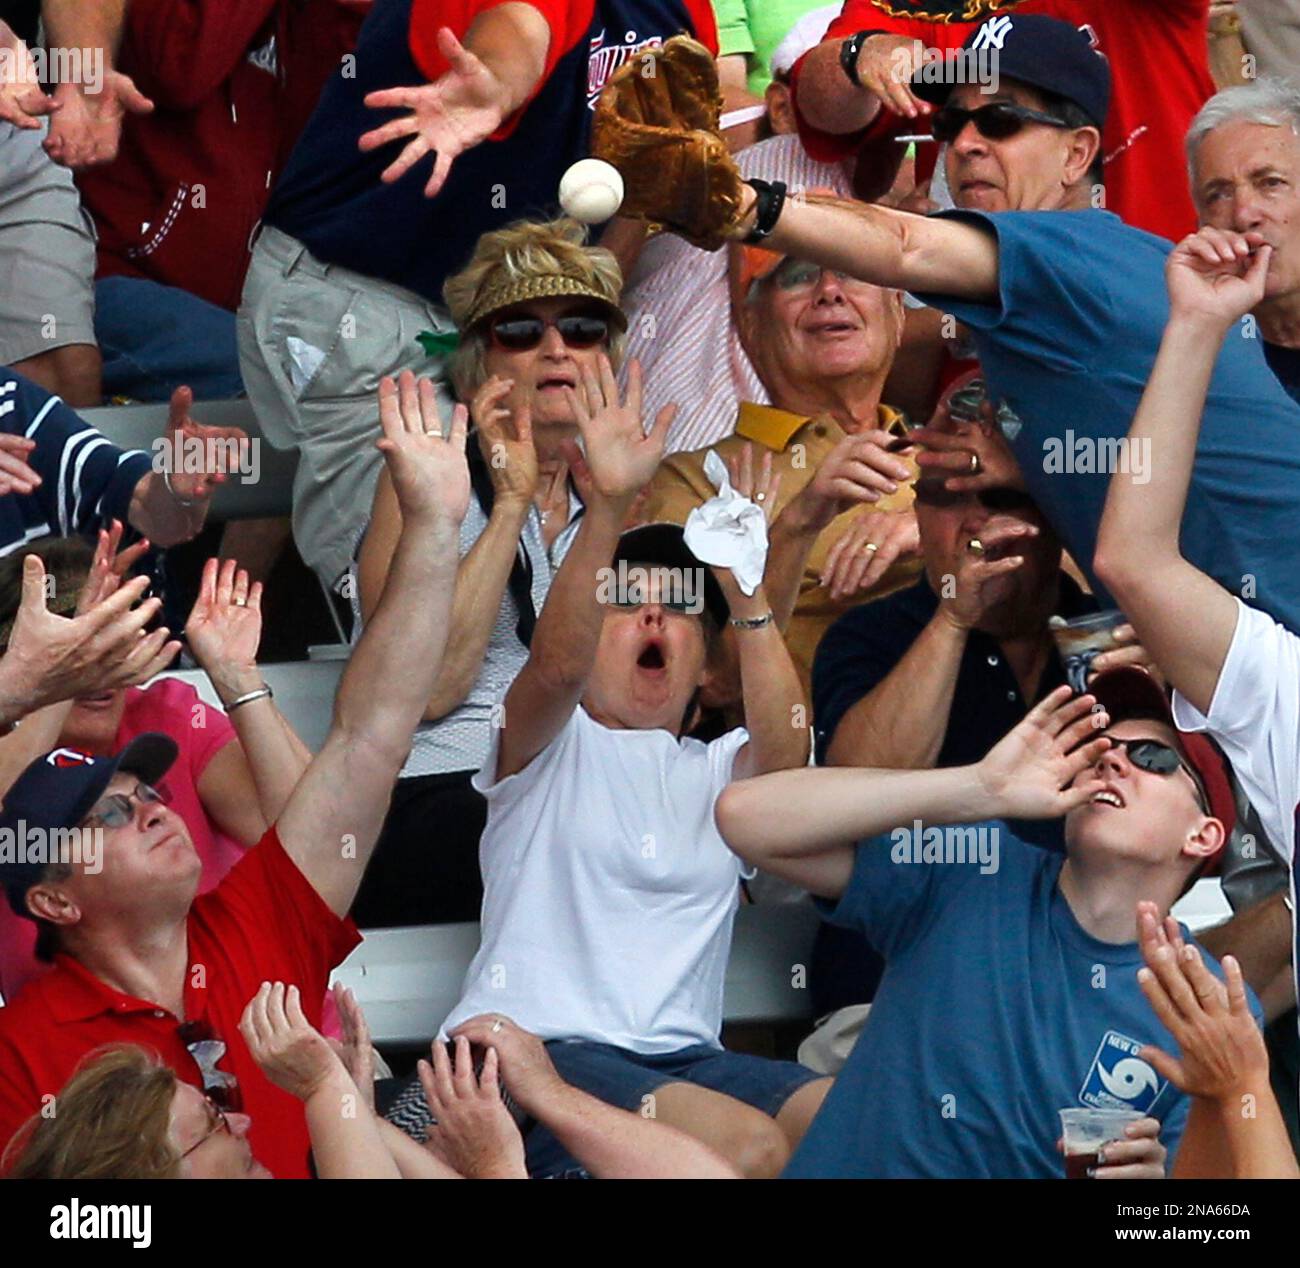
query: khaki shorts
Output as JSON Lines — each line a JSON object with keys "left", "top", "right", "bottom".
{"left": 0, "top": 121, "right": 97, "bottom": 365}
{"left": 236, "top": 224, "right": 457, "bottom": 590}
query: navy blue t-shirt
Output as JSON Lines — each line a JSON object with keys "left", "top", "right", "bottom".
{"left": 0, "top": 371, "right": 152, "bottom": 555}
{"left": 1266, "top": 341, "right": 1300, "bottom": 406}
{"left": 915, "top": 210, "right": 1300, "bottom": 635}
{"left": 265, "top": 0, "right": 702, "bottom": 305}
{"left": 783, "top": 826, "right": 1263, "bottom": 1179}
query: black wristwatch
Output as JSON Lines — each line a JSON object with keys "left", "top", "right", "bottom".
{"left": 840, "top": 29, "right": 891, "bottom": 87}
{"left": 742, "top": 179, "right": 788, "bottom": 244}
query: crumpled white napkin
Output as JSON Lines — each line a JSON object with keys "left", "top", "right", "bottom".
{"left": 682, "top": 450, "right": 769, "bottom": 597}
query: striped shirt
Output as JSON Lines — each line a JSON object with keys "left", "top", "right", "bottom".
{"left": 0, "top": 370, "right": 152, "bottom": 556}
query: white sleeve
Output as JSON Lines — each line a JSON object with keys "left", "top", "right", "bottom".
{"left": 471, "top": 697, "right": 582, "bottom": 799}
{"left": 1172, "top": 599, "right": 1300, "bottom": 864}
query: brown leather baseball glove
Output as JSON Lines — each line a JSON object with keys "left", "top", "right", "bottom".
{"left": 589, "top": 36, "right": 750, "bottom": 251}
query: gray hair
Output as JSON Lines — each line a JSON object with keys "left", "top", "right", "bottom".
{"left": 1186, "top": 77, "right": 1300, "bottom": 188}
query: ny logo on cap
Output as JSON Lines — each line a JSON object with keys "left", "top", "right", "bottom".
{"left": 970, "top": 15, "right": 1014, "bottom": 52}
{"left": 46, "top": 747, "right": 95, "bottom": 769}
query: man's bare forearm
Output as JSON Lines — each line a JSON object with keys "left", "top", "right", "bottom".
{"left": 1093, "top": 314, "right": 1238, "bottom": 714}
{"left": 765, "top": 514, "right": 819, "bottom": 632}
{"left": 1198, "top": 893, "right": 1292, "bottom": 1005}
{"left": 826, "top": 610, "right": 966, "bottom": 768}
{"left": 462, "top": 3, "right": 550, "bottom": 116}
{"left": 278, "top": 512, "right": 462, "bottom": 915}
{"left": 539, "top": 1084, "right": 738, "bottom": 1178}
{"left": 1220, "top": 1086, "right": 1300, "bottom": 1179}
{"left": 42, "top": 0, "right": 127, "bottom": 59}
{"left": 793, "top": 40, "right": 879, "bottom": 136}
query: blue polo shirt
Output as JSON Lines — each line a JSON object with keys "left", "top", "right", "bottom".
{"left": 783, "top": 826, "right": 1264, "bottom": 1179}
{"left": 915, "top": 209, "right": 1300, "bottom": 635}
{"left": 0, "top": 371, "right": 151, "bottom": 556}
{"left": 265, "top": 0, "right": 709, "bottom": 305}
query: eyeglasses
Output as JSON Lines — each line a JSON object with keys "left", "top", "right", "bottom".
{"left": 485, "top": 309, "right": 612, "bottom": 352}
{"left": 180, "top": 1094, "right": 234, "bottom": 1159}
{"left": 80, "top": 781, "right": 171, "bottom": 831}
{"left": 762, "top": 258, "right": 855, "bottom": 293}
{"left": 931, "top": 101, "right": 1070, "bottom": 145}
{"left": 1106, "top": 736, "right": 1209, "bottom": 813}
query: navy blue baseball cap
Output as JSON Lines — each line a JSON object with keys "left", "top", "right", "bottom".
{"left": 612, "top": 523, "right": 729, "bottom": 627}
{"left": 912, "top": 13, "right": 1111, "bottom": 130}
{"left": 0, "top": 734, "right": 178, "bottom": 920}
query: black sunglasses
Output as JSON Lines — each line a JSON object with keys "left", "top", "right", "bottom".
{"left": 486, "top": 309, "right": 612, "bottom": 352}
{"left": 1107, "top": 736, "right": 1209, "bottom": 813}
{"left": 178, "top": 1018, "right": 242, "bottom": 1112}
{"left": 914, "top": 481, "right": 1038, "bottom": 515}
{"left": 931, "top": 101, "right": 1070, "bottom": 145}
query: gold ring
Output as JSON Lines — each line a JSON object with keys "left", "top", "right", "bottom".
{"left": 967, "top": 538, "right": 985, "bottom": 555}
{"left": 755, "top": 492, "right": 766, "bottom": 503}
{"left": 863, "top": 542, "right": 879, "bottom": 554}
{"left": 969, "top": 452, "right": 981, "bottom": 475}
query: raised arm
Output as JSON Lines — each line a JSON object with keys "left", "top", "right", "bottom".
{"left": 186, "top": 557, "right": 312, "bottom": 843}
{"left": 716, "top": 686, "right": 1110, "bottom": 897}
{"left": 757, "top": 194, "right": 1000, "bottom": 303}
{"left": 793, "top": 32, "right": 928, "bottom": 136}
{"left": 1094, "top": 227, "right": 1273, "bottom": 715}
{"left": 494, "top": 358, "right": 673, "bottom": 780}
{"left": 276, "top": 373, "right": 470, "bottom": 917}
{"left": 706, "top": 449, "right": 808, "bottom": 779}
{"left": 359, "top": 4, "right": 553, "bottom": 198}
{"left": 355, "top": 376, "right": 537, "bottom": 722}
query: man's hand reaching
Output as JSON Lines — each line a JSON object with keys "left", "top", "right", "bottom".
{"left": 975, "top": 685, "right": 1111, "bottom": 820}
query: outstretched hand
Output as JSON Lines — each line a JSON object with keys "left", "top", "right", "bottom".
{"left": 375, "top": 370, "right": 470, "bottom": 526}
{"left": 359, "top": 26, "right": 510, "bottom": 197}
{"left": 560, "top": 357, "right": 675, "bottom": 506}
{"left": 184, "top": 558, "right": 263, "bottom": 685}
{"left": 976, "top": 686, "right": 1111, "bottom": 820}
{"left": 1166, "top": 226, "right": 1272, "bottom": 330}
{"left": 238, "top": 981, "right": 347, "bottom": 1103}
{"left": 1135, "top": 902, "right": 1268, "bottom": 1103}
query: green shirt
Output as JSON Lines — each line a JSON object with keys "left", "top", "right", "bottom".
{"left": 712, "top": 0, "right": 832, "bottom": 95}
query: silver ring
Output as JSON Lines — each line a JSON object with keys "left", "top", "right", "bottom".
{"left": 755, "top": 492, "right": 766, "bottom": 504}
{"left": 967, "top": 538, "right": 985, "bottom": 555}
{"left": 969, "top": 452, "right": 981, "bottom": 475}
{"left": 863, "top": 542, "right": 879, "bottom": 554}
{"left": 234, "top": 598, "right": 247, "bottom": 606}
{"left": 491, "top": 1019, "right": 504, "bottom": 1034}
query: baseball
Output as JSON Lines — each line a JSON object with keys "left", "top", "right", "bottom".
{"left": 559, "top": 158, "right": 625, "bottom": 224}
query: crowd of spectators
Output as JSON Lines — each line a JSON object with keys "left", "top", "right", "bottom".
{"left": 0, "top": 0, "right": 1297, "bottom": 1184}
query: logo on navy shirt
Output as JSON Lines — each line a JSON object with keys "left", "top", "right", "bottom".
{"left": 587, "top": 29, "right": 665, "bottom": 109}
{"left": 46, "top": 747, "right": 95, "bottom": 769}
{"left": 1079, "top": 1029, "right": 1166, "bottom": 1114}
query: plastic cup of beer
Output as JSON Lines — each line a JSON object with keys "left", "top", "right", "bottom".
{"left": 1058, "top": 1107, "right": 1144, "bottom": 1179}
{"left": 1048, "top": 609, "right": 1128, "bottom": 694}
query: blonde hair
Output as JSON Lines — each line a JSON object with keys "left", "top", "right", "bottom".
{"left": 5, "top": 1046, "right": 181, "bottom": 1180}
{"left": 442, "top": 216, "right": 627, "bottom": 399}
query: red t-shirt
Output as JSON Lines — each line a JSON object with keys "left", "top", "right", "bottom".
{"left": 792, "top": 0, "right": 1214, "bottom": 242}
{"left": 0, "top": 828, "right": 360, "bottom": 1180}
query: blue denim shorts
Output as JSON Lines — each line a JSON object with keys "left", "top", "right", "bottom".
{"left": 525, "top": 1039, "right": 822, "bottom": 1178}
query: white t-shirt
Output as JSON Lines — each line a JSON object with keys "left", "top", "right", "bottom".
{"left": 440, "top": 705, "right": 751, "bottom": 1053}
{"left": 1172, "top": 598, "right": 1299, "bottom": 870}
